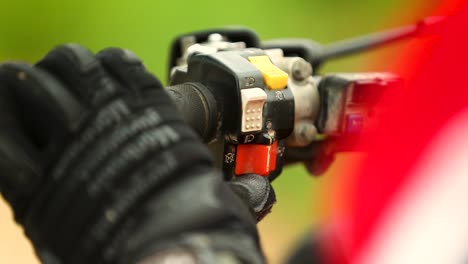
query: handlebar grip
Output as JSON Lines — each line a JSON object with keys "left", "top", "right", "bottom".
{"left": 166, "top": 82, "right": 218, "bottom": 142}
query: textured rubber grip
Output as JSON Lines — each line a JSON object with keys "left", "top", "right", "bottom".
{"left": 166, "top": 83, "right": 218, "bottom": 142}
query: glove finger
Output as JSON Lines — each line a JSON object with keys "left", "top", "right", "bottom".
{"left": 228, "top": 174, "right": 276, "bottom": 221}
{"left": 0, "top": 62, "right": 82, "bottom": 152}
{"left": 36, "top": 44, "right": 122, "bottom": 106}
{"left": 0, "top": 62, "right": 82, "bottom": 212}
{"left": 0, "top": 82, "right": 41, "bottom": 197}
{"left": 96, "top": 48, "right": 163, "bottom": 94}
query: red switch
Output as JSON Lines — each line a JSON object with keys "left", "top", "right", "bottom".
{"left": 235, "top": 141, "right": 278, "bottom": 176}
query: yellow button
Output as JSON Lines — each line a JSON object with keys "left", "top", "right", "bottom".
{"left": 248, "top": 56, "right": 288, "bottom": 90}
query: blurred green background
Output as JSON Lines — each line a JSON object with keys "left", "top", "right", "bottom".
{"left": 0, "top": 0, "right": 432, "bottom": 263}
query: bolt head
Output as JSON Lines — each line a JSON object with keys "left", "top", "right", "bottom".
{"left": 291, "top": 59, "right": 312, "bottom": 81}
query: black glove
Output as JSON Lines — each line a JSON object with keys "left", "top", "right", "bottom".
{"left": 0, "top": 45, "right": 264, "bottom": 264}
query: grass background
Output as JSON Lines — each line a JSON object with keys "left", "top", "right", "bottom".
{"left": 0, "top": 0, "right": 435, "bottom": 263}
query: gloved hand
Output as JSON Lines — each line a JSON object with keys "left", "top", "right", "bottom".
{"left": 0, "top": 45, "right": 265, "bottom": 264}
